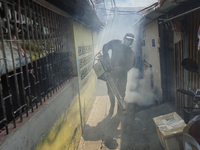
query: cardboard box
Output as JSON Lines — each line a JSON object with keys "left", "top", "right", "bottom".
{"left": 153, "top": 112, "right": 186, "bottom": 150}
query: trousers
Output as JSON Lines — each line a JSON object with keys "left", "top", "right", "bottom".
{"left": 106, "top": 72, "right": 127, "bottom": 115}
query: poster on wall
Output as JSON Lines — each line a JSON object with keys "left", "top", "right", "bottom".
{"left": 198, "top": 26, "right": 200, "bottom": 51}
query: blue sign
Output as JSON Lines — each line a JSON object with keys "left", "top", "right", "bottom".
{"left": 142, "top": 40, "right": 145, "bottom": 46}
{"left": 152, "top": 39, "right": 155, "bottom": 47}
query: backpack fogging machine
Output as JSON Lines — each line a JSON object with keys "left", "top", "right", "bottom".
{"left": 93, "top": 51, "right": 126, "bottom": 111}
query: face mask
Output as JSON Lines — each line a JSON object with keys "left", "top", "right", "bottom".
{"left": 124, "top": 40, "right": 132, "bottom": 47}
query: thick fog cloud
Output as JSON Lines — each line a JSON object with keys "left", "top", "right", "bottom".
{"left": 96, "top": 1, "right": 156, "bottom": 106}
{"left": 124, "top": 68, "right": 155, "bottom": 106}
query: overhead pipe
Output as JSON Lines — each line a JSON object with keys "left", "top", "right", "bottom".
{"left": 160, "top": 6, "right": 200, "bottom": 23}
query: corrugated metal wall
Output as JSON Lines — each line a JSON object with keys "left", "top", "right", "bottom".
{"left": 174, "top": 9, "right": 200, "bottom": 113}
{"left": 175, "top": 39, "right": 186, "bottom": 113}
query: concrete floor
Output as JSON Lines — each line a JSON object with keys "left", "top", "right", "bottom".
{"left": 77, "top": 80, "right": 176, "bottom": 150}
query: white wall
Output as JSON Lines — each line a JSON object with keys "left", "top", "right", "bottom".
{"left": 141, "top": 19, "right": 163, "bottom": 101}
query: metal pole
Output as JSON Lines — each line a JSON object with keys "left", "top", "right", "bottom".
{"left": 47, "top": 9, "right": 56, "bottom": 93}
{"left": 31, "top": 1, "right": 44, "bottom": 105}
{"left": 163, "top": 6, "right": 200, "bottom": 23}
{"left": 0, "top": 14, "right": 9, "bottom": 134}
{"left": 35, "top": 3, "right": 47, "bottom": 101}
{"left": 22, "top": 0, "right": 35, "bottom": 112}
{"left": 39, "top": 5, "right": 50, "bottom": 99}
{"left": 4, "top": 1, "right": 21, "bottom": 125}
{"left": 11, "top": 0, "right": 28, "bottom": 119}
{"left": 43, "top": 8, "right": 54, "bottom": 96}
{"left": 27, "top": 0, "right": 40, "bottom": 109}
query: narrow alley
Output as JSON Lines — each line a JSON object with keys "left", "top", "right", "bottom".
{"left": 78, "top": 80, "right": 176, "bottom": 150}
{"left": 0, "top": 0, "right": 200, "bottom": 150}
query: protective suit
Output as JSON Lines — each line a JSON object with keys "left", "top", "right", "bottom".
{"left": 102, "top": 34, "right": 135, "bottom": 115}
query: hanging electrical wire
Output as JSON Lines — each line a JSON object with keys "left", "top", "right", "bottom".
{"left": 110, "top": 0, "right": 113, "bottom": 8}
{"left": 95, "top": 7, "right": 139, "bottom": 13}
{"left": 89, "top": 0, "right": 95, "bottom": 10}
{"left": 96, "top": 12, "right": 142, "bottom": 16}
{"left": 103, "top": 0, "right": 106, "bottom": 10}
{"left": 113, "top": 0, "right": 116, "bottom": 7}
{"left": 96, "top": 7, "right": 138, "bottom": 12}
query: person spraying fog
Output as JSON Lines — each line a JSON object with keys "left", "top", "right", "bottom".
{"left": 102, "top": 33, "right": 135, "bottom": 115}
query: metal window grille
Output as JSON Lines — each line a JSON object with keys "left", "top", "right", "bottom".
{"left": 0, "top": 0, "right": 74, "bottom": 134}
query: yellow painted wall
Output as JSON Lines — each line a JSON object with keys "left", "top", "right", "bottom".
{"left": 36, "top": 95, "right": 82, "bottom": 150}
{"left": 79, "top": 70, "right": 97, "bottom": 125}
{"left": 36, "top": 73, "right": 97, "bottom": 150}
{"left": 72, "top": 21, "right": 95, "bottom": 82}
{"left": 72, "top": 20, "right": 98, "bottom": 126}
{"left": 36, "top": 20, "right": 98, "bottom": 150}
{"left": 141, "top": 19, "right": 162, "bottom": 101}
{"left": 92, "top": 31, "right": 100, "bottom": 54}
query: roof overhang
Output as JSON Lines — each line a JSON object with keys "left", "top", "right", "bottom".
{"left": 133, "top": 0, "right": 190, "bottom": 27}
{"left": 44, "top": 0, "right": 104, "bottom": 31}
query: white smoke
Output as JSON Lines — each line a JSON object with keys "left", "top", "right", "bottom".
{"left": 124, "top": 68, "right": 155, "bottom": 106}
